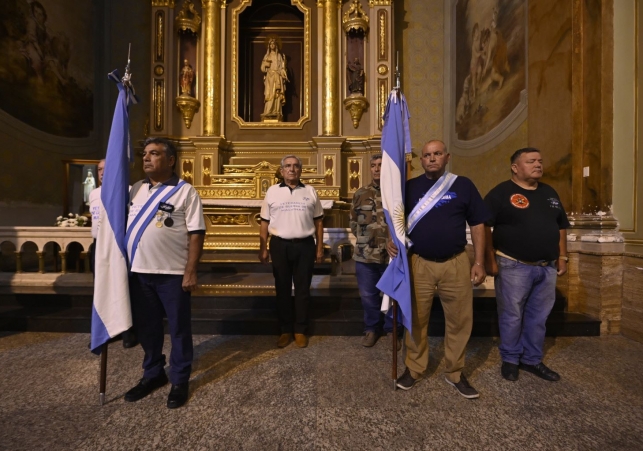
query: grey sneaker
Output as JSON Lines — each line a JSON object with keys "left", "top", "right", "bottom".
{"left": 361, "top": 331, "right": 378, "bottom": 347}
{"left": 396, "top": 368, "right": 419, "bottom": 390}
{"left": 445, "top": 374, "right": 479, "bottom": 399}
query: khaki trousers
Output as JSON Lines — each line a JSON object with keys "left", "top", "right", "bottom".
{"left": 404, "top": 251, "right": 473, "bottom": 383}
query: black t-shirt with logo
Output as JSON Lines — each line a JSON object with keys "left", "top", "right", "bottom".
{"left": 405, "top": 175, "right": 490, "bottom": 260}
{"left": 484, "top": 180, "right": 570, "bottom": 262}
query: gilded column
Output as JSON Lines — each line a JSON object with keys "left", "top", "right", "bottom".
{"left": 320, "top": 0, "right": 341, "bottom": 136}
{"left": 202, "top": 0, "right": 222, "bottom": 136}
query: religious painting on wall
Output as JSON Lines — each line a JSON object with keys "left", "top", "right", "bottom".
{"left": 453, "top": 0, "right": 526, "bottom": 143}
{"left": 0, "top": 0, "right": 94, "bottom": 137}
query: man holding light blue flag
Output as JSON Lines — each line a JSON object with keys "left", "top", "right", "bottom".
{"left": 90, "top": 69, "right": 137, "bottom": 356}
{"left": 388, "top": 139, "right": 489, "bottom": 398}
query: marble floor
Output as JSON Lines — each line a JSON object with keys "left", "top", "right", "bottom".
{"left": 0, "top": 332, "right": 642, "bottom": 451}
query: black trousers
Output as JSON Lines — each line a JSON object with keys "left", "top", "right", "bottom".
{"left": 269, "top": 236, "right": 316, "bottom": 334}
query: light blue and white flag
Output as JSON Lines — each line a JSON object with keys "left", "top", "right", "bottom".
{"left": 90, "top": 70, "right": 137, "bottom": 354}
{"left": 376, "top": 90, "right": 413, "bottom": 333}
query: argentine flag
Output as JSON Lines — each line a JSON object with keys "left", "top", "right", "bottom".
{"left": 90, "top": 71, "right": 136, "bottom": 354}
{"left": 376, "top": 90, "right": 413, "bottom": 334}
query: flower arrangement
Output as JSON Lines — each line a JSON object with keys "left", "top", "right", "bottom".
{"left": 55, "top": 213, "right": 88, "bottom": 227}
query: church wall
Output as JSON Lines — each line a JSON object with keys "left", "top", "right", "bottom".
{"left": 0, "top": 0, "right": 151, "bottom": 225}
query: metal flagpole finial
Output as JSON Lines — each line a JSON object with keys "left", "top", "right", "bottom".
{"left": 122, "top": 43, "right": 135, "bottom": 95}
{"left": 394, "top": 51, "right": 401, "bottom": 91}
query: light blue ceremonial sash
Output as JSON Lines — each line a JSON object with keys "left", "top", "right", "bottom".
{"left": 125, "top": 180, "right": 186, "bottom": 268}
{"left": 406, "top": 172, "right": 458, "bottom": 234}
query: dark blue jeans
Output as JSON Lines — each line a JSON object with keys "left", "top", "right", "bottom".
{"left": 130, "top": 273, "right": 193, "bottom": 385}
{"left": 495, "top": 256, "right": 557, "bottom": 366}
{"left": 355, "top": 261, "right": 399, "bottom": 334}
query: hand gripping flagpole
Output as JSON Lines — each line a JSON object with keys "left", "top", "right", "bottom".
{"left": 97, "top": 44, "right": 137, "bottom": 406}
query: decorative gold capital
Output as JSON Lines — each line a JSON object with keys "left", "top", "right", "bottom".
{"left": 368, "top": 0, "right": 392, "bottom": 6}
{"left": 343, "top": 95, "right": 369, "bottom": 129}
{"left": 175, "top": 0, "right": 202, "bottom": 34}
{"left": 175, "top": 95, "right": 201, "bottom": 128}
{"left": 343, "top": 0, "right": 369, "bottom": 34}
{"left": 152, "top": 0, "right": 175, "bottom": 6}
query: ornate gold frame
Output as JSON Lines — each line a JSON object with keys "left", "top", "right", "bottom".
{"left": 230, "top": 0, "right": 311, "bottom": 129}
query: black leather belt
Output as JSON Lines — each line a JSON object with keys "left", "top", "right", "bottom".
{"left": 272, "top": 235, "right": 313, "bottom": 243}
{"left": 416, "top": 249, "right": 465, "bottom": 263}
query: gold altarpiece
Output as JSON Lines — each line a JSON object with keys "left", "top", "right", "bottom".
{"left": 148, "top": 0, "right": 395, "bottom": 258}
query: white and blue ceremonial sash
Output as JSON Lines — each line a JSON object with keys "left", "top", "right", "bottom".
{"left": 125, "top": 180, "right": 186, "bottom": 268}
{"left": 406, "top": 172, "right": 458, "bottom": 236}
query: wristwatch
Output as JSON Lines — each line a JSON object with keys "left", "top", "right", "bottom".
{"left": 558, "top": 255, "right": 569, "bottom": 262}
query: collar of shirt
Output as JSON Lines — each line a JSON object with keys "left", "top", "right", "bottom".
{"left": 279, "top": 181, "right": 306, "bottom": 191}
{"left": 144, "top": 173, "right": 180, "bottom": 188}
{"left": 368, "top": 182, "right": 381, "bottom": 191}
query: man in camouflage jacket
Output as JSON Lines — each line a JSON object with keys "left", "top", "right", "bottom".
{"left": 350, "top": 154, "right": 402, "bottom": 348}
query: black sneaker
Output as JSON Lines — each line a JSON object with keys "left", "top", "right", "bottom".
{"left": 519, "top": 362, "right": 560, "bottom": 381}
{"left": 445, "top": 374, "right": 480, "bottom": 399}
{"left": 501, "top": 362, "right": 519, "bottom": 381}
{"left": 124, "top": 373, "right": 169, "bottom": 402}
{"left": 167, "top": 382, "right": 189, "bottom": 409}
{"left": 396, "top": 368, "right": 419, "bottom": 390}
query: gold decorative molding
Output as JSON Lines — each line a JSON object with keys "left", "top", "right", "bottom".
{"left": 175, "top": 95, "right": 201, "bottom": 129}
{"left": 301, "top": 178, "right": 325, "bottom": 185}
{"left": 231, "top": 0, "right": 312, "bottom": 129}
{"left": 223, "top": 160, "right": 281, "bottom": 174}
{"left": 377, "top": 64, "right": 388, "bottom": 75}
{"left": 202, "top": 155, "right": 212, "bottom": 185}
{"left": 155, "top": 11, "right": 165, "bottom": 62}
{"left": 348, "top": 158, "right": 361, "bottom": 192}
{"left": 197, "top": 188, "right": 257, "bottom": 198}
{"left": 343, "top": 95, "right": 369, "bottom": 129}
{"left": 175, "top": 0, "right": 201, "bottom": 34}
{"left": 377, "top": 78, "right": 388, "bottom": 130}
{"left": 343, "top": 0, "right": 369, "bottom": 34}
{"left": 369, "top": 0, "right": 392, "bottom": 6}
{"left": 323, "top": 154, "right": 335, "bottom": 185}
{"left": 152, "top": 0, "right": 175, "bottom": 6}
{"left": 207, "top": 214, "right": 251, "bottom": 225}
{"left": 210, "top": 177, "right": 254, "bottom": 184}
{"left": 377, "top": 10, "right": 387, "bottom": 61}
{"left": 153, "top": 79, "right": 165, "bottom": 131}
{"left": 154, "top": 65, "right": 164, "bottom": 76}
{"left": 316, "top": 188, "right": 341, "bottom": 198}
{"left": 202, "top": 0, "right": 223, "bottom": 136}
{"left": 181, "top": 159, "right": 194, "bottom": 183}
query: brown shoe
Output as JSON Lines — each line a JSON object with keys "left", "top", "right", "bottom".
{"left": 277, "top": 333, "right": 292, "bottom": 348}
{"left": 387, "top": 333, "right": 402, "bottom": 351}
{"left": 294, "top": 333, "right": 308, "bottom": 348}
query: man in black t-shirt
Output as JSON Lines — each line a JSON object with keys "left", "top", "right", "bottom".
{"left": 389, "top": 140, "right": 490, "bottom": 399}
{"left": 484, "top": 147, "right": 570, "bottom": 383}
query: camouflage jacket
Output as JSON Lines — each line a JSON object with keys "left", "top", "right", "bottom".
{"left": 350, "top": 182, "right": 388, "bottom": 264}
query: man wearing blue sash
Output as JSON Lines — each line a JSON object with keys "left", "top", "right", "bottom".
{"left": 389, "top": 140, "right": 489, "bottom": 398}
{"left": 124, "top": 137, "right": 205, "bottom": 409}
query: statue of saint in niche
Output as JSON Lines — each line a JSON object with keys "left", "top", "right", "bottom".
{"left": 347, "top": 57, "right": 365, "bottom": 95}
{"left": 180, "top": 59, "right": 195, "bottom": 96}
{"left": 82, "top": 170, "right": 96, "bottom": 205}
{"left": 260, "top": 36, "right": 289, "bottom": 122}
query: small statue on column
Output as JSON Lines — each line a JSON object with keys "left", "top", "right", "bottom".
{"left": 347, "top": 57, "right": 365, "bottom": 95}
{"left": 180, "top": 59, "right": 195, "bottom": 96}
{"left": 260, "top": 36, "right": 289, "bottom": 122}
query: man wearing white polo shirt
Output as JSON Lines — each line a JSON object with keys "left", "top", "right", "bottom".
{"left": 124, "top": 137, "right": 205, "bottom": 409}
{"left": 259, "top": 155, "right": 324, "bottom": 348}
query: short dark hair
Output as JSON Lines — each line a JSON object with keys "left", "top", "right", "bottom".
{"left": 143, "top": 137, "right": 178, "bottom": 169}
{"left": 510, "top": 147, "right": 541, "bottom": 164}
{"left": 370, "top": 154, "right": 382, "bottom": 163}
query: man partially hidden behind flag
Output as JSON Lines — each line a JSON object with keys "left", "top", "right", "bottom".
{"left": 387, "top": 139, "right": 490, "bottom": 399}
{"left": 90, "top": 70, "right": 137, "bottom": 354}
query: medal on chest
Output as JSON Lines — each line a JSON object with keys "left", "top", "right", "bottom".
{"left": 155, "top": 211, "right": 164, "bottom": 227}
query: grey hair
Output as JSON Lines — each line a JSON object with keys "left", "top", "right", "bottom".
{"left": 280, "top": 155, "right": 302, "bottom": 168}
{"left": 424, "top": 139, "right": 448, "bottom": 153}
{"left": 370, "top": 154, "right": 382, "bottom": 162}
